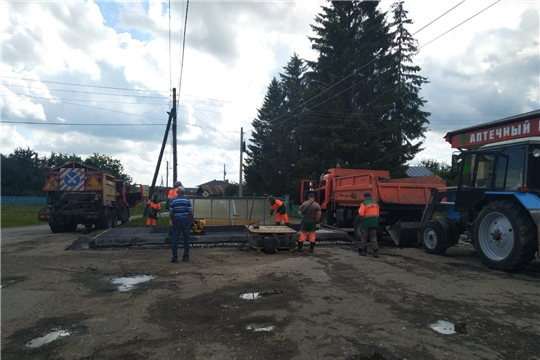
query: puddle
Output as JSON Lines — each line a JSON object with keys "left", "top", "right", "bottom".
{"left": 430, "top": 320, "right": 459, "bottom": 335}
{"left": 240, "top": 289, "right": 285, "bottom": 300}
{"left": 25, "top": 329, "right": 71, "bottom": 348}
{"left": 110, "top": 275, "right": 156, "bottom": 292}
{"left": 0, "top": 280, "right": 16, "bottom": 289}
{"left": 246, "top": 324, "right": 275, "bottom": 332}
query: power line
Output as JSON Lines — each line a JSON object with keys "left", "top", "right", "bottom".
{"left": 419, "top": 0, "right": 501, "bottom": 49}
{"left": 3, "top": 93, "right": 168, "bottom": 105}
{"left": 1, "top": 75, "right": 169, "bottom": 93}
{"left": 3, "top": 84, "right": 166, "bottom": 98}
{"left": 412, "top": 0, "right": 466, "bottom": 35}
{"left": 177, "top": 0, "right": 190, "bottom": 103}
{"left": 261, "top": 0, "right": 502, "bottom": 130}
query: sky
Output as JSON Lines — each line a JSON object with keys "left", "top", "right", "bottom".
{"left": 1, "top": 0, "right": 539, "bottom": 188}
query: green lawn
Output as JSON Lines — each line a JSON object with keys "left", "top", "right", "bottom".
{"left": 1, "top": 202, "right": 149, "bottom": 229}
{"left": 1, "top": 204, "right": 45, "bottom": 228}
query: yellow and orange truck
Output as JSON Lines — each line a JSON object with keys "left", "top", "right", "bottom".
{"left": 38, "top": 161, "right": 144, "bottom": 233}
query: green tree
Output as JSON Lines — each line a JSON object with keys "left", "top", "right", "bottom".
{"left": 1, "top": 148, "right": 45, "bottom": 196}
{"left": 303, "top": 1, "right": 393, "bottom": 175}
{"left": 375, "top": 1, "right": 430, "bottom": 177}
{"left": 84, "top": 153, "right": 133, "bottom": 184}
{"left": 44, "top": 152, "right": 82, "bottom": 169}
{"left": 275, "top": 53, "right": 308, "bottom": 198}
{"left": 420, "top": 158, "right": 459, "bottom": 186}
{"left": 244, "top": 78, "right": 286, "bottom": 196}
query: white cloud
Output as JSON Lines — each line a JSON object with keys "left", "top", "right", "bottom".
{"left": 1, "top": 0, "right": 538, "bottom": 187}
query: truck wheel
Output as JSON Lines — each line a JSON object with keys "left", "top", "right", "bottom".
{"left": 66, "top": 220, "right": 78, "bottom": 232}
{"left": 99, "top": 209, "right": 112, "bottom": 229}
{"left": 474, "top": 200, "right": 537, "bottom": 271}
{"left": 421, "top": 220, "right": 447, "bottom": 255}
{"left": 49, "top": 223, "right": 64, "bottom": 233}
{"left": 111, "top": 211, "right": 118, "bottom": 228}
{"left": 353, "top": 216, "right": 362, "bottom": 240}
{"left": 121, "top": 205, "right": 130, "bottom": 224}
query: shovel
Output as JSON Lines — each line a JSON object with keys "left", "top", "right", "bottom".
{"left": 317, "top": 222, "right": 342, "bottom": 231}
{"left": 248, "top": 214, "right": 273, "bottom": 228}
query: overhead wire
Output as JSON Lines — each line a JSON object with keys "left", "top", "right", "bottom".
{"left": 3, "top": 84, "right": 165, "bottom": 98}
{"left": 419, "top": 0, "right": 501, "bottom": 49}
{"left": 257, "top": 0, "right": 501, "bottom": 132}
{"left": 1, "top": 75, "right": 169, "bottom": 93}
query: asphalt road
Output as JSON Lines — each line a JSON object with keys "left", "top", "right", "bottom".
{"left": 1, "top": 225, "right": 539, "bottom": 360}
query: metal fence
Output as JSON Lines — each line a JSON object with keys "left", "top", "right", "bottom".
{"left": 190, "top": 197, "right": 289, "bottom": 226}
{"left": 1, "top": 196, "right": 46, "bottom": 205}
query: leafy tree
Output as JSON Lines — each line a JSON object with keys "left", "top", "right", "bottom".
{"left": 1, "top": 148, "right": 45, "bottom": 196}
{"left": 420, "top": 158, "right": 459, "bottom": 186}
{"left": 1, "top": 149, "right": 134, "bottom": 196}
{"left": 44, "top": 152, "right": 82, "bottom": 169}
{"left": 84, "top": 153, "right": 133, "bottom": 184}
{"left": 224, "top": 182, "right": 239, "bottom": 196}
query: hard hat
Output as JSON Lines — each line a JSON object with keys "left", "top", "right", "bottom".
{"left": 267, "top": 195, "right": 274, "bottom": 201}
{"left": 178, "top": 185, "right": 185, "bottom": 192}
{"left": 174, "top": 181, "right": 182, "bottom": 187}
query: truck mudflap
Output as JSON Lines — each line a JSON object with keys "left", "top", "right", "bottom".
{"left": 386, "top": 220, "right": 421, "bottom": 247}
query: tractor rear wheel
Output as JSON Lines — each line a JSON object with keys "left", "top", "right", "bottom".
{"left": 474, "top": 200, "right": 537, "bottom": 271}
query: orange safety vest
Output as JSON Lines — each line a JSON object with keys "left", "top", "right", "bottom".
{"left": 270, "top": 199, "right": 283, "bottom": 211}
{"left": 168, "top": 188, "right": 178, "bottom": 199}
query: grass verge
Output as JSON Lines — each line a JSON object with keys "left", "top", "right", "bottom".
{"left": 1, "top": 204, "right": 45, "bottom": 228}
{"left": 1, "top": 202, "right": 149, "bottom": 229}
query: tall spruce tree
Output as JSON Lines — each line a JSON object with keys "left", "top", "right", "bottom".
{"left": 303, "top": 1, "right": 393, "bottom": 176}
{"left": 379, "top": 1, "right": 430, "bottom": 177}
{"left": 245, "top": 55, "right": 308, "bottom": 200}
{"left": 277, "top": 53, "right": 308, "bottom": 198}
{"left": 244, "top": 78, "right": 286, "bottom": 196}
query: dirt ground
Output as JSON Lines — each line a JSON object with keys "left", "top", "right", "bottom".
{"left": 1, "top": 225, "right": 539, "bottom": 360}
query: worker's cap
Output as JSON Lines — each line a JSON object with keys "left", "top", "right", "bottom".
{"left": 177, "top": 185, "right": 185, "bottom": 192}
{"left": 174, "top": 181, "right": 183, "bottom": 187}
{"left": 364, "top": 191, "right": 371, "bottom": 197}
{"left": 308, "top": 193, "right": 315, "bottom": 198}
{"left": 267, "top": 195, "right": 274, "bottom": 201}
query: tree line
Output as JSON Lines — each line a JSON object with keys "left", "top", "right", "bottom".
{"left": 1, "top": 148, "right": 133, "bottom": 196}
{"left": 244, "top": 1, "right": 440, "bottom": 202}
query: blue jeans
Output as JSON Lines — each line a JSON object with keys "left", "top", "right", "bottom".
{"left": 171, "top": 218, "right": 191, "bottom": 261}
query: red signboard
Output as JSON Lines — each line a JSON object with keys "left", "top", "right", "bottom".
{"left": 446, "top": 118, "right": 540, "bottom": 148}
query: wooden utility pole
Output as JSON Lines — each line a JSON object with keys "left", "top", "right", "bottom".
{"left": 150, "top": 88, "right": 176, "bottom": 195}
{"left": 239, "top": 127, "right": 243, "bottom": 197}
{"left": 172, "top": 89, "right": 178, "bottom": 184}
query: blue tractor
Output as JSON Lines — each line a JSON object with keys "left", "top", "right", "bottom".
{"left": 419, "top": 135, "right": 540, "bottom": 271}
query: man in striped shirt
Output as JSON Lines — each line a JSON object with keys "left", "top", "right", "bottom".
{"left": 169, "top": 186, "right": 195, "bottom": 263}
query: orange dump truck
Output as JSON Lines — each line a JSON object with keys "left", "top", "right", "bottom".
{"left": 300, "top": 168, "right": 446, "bottom": 245}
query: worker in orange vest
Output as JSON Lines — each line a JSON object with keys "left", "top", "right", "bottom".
{"left": 358, "top": 191, "right": 380, "bottom": 258}
{"left": 146, "top": 195, "right": 161, "bottom": 227}
{"left": 167, "top": 181, "right": 183, "bottom": 226}
{"left": 267, "top": 195, "right": 289, "bottom": 226}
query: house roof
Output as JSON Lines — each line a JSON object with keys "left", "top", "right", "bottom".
{"left": 196, "top": 185, "right": 226, "bottom": 196}
{"left": 406, "top": 166, "right": 434, "bottom": 177}
{"left": 197, "top": 179, "right": 229, "bottom": 187}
